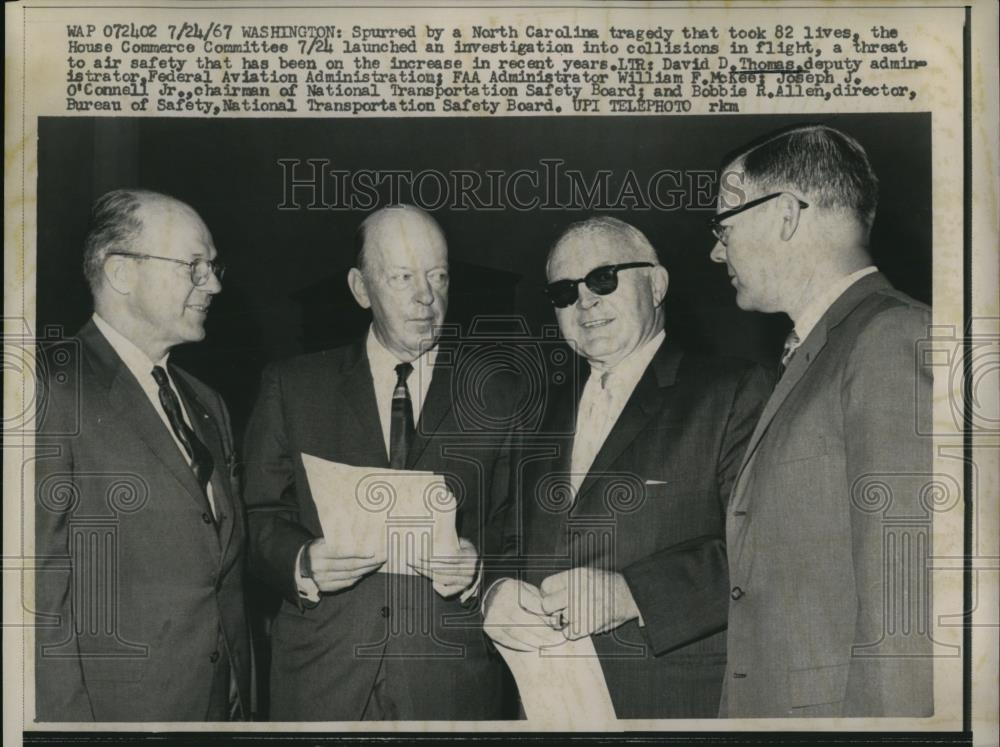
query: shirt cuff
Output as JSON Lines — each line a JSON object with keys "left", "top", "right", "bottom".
{"left": 295, "top": 544, "right": 320, "bottom": 603}
{"left": 459, "top": 563, "right": 483, "bottom": 605}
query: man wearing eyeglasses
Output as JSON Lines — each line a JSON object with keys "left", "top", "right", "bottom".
{"left": 482, "top": 216, "right": 771, "bottom": 718}
{"left": 709, "top": 125, "right": 933, "bottom": 717}
{"left": 34, "top": 189, "right": 250, "bottom": 721}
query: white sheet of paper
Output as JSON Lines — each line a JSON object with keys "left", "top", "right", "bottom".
{"left": 496, "top": 636, "right": 618, "bottom": 728}
{"left": 301, "top": 453, "right": 461, "bottom": 576}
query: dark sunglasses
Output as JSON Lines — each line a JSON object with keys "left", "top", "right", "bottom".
{"left": 544, "top": 262, "right": 654, "bottom": 308}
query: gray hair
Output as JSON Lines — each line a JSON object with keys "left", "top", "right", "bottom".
{"left": 548, "top": 215, "right": 659, "bottom": 268}
{"left": 82, "top": 189, "right": 159, "bottom": 294}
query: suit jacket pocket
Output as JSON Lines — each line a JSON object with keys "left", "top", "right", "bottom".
{"left": 788, "top": 662, "right": 848, "bottom": 710}
{"left": 774, "top": 435, "right": 830, "bottom": 465}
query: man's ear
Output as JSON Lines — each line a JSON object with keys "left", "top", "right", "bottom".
{"left": 650, "top": 265, "right": 669, "bottom": 306}
{"left": 347, "top": 267, "right": 372, "bottom": 309}
{"left": 102, "top": 255, "right": 134, "bottom": 296}
{"left": 777, "top": 193, "right": 804, "bottom": 242}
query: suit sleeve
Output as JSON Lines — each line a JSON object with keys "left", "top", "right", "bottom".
{"left": 243, "top": 363, "right": 314, "bottom": 606}
{"left": 480, "top": 378, "right": 527, "bottom": 601}
{"left": 841, "top": 305, "right": 934, "bottom": 716}
{"left": 34, "top": 343, "right": 95, "bottom": 721}
{"left": 622, "top": 363, "right": 772, "bottom": 655}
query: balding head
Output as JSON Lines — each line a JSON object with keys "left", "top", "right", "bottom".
{"left": 354, "top": 204, "right": 446, "bottom": 275}
{"left": 547, "top": 216, "right": 658, "bottom": 277}
{"left": 347, "top": 205, "right": 450, "bottom": 361}
{"left": 85, "top": 189, "right": 221, "bottom": 361}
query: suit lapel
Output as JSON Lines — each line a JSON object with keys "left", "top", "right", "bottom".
{"left": 730, "top": 272, "right": 893, "bottom": 503}
{"left": 407, "top": 348, "right": 454, "bottom": 469}
{"left": 79, "top": 323, "right": 217, "bottom": 520}
{"left": 337, "top": 341, "right": 390, "bottom": 467}
{"left": 572, "top": 343, "right": 680, "bottom": 513}
{"left": 739, "top": 323, "right": 830, "bottom": 472}
{"left": 171, "top": 367, "right": 230, "bottom": 556}
{"left": 532, "top": 377, "right": 581, "bottom": 560}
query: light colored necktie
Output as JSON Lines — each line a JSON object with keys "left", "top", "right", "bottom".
{"left": 779, "top": 331, "right": 801, "bottom": 376}
{"left": 570, "top": 371, "right": 615, "bottom": 497}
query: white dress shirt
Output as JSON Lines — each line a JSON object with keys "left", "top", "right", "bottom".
{"left": 92, "top": 313, "right": 218, "bottom": 517}
{"left": 569, "top": 329, "right": 666, "bottom": 501}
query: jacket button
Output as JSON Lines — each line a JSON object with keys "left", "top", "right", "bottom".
{"left": 202, "top": 512, "right": 213, "bottom": 524}
{"left": 731, "top": 586, "right": 745, "bottom": 600}
{"left": 379, "top": 606, "right": 390, "bottom": 618}
{"left": 209, "top": 651, "right": 220, "bottom": 663}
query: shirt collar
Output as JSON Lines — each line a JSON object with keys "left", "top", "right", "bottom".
{"left": 792, "top": 266, "right": 878, "bottom": 342}
{"left": 589, "top": 329, "right": 665, "bottom": 392}
{"left": 92, "top": 313, "right": 169, "bottom": 383}
{"left": 365, "top": 325, "right": 438, "bottom": 377}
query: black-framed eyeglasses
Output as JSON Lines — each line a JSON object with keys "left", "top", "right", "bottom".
{"left": 107, "top": 252, "right": 226, "bottom": 286}
{"left": 544, "top": 262, "right": 654, "bottom": 308}
{"left": 708, "top": 192, "right": 809, "bottom": 246}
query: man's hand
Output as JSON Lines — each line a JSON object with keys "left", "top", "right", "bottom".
{"left": 539, "top": 567, "right": 640, "bottom": 640}
{"left": 482, "top": 579, "right": 568, "bottom": 652}
{"left": 409, "top": 537, "right": 479, "bottom": 598}
{"left": 307, "top": 538, "right": 385, "bottom": 593}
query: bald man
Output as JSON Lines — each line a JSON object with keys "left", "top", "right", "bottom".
{"left": 483, "top": 217, "right": 771, "bottom": 718}
{"left": 244, "top": 205, "right": 520, "bottom": 720}
{"left": 34, "top": 189, "right": 250, "bottom": 721}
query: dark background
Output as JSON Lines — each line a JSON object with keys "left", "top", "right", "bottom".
{"left": 36, "top": 113, "right": 932, "bottom": 719}
{"left": 37, "top": 113, "right": 931, "bottom": 439}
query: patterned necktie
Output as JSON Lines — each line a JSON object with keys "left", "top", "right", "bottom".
{"left": 779, "top": 331, "right": 801, "bottom": 378}
{"left": 151, "top": 366, "right": 214, "bottom": 494}
{"left": 389, "top": 362, "right": 415, "bottom": 469}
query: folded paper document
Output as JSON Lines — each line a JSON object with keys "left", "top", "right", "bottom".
{"left": 301, "top": 453, "right": 461, "bottom": 575}
{"left": 495, "top": 628, "right": 617, "bottom": 728}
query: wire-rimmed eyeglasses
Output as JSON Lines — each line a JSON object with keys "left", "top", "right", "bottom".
{"left": 107, "top": 252, "right": 226, "bottom": 286}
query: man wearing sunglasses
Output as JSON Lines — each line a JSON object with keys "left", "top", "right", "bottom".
{"left": 483, "top": 216, "right": 771, "bottom": 718}
{"left": 34, "top": 190, "right": 251, "bottom": 721}
{"left": 710, "top": 125, "right": 933, "bottom": 717}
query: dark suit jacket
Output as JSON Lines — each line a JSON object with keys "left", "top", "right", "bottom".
{"left": 243, "top": 338, "right": 521, "bottom": 720}
{"left": 721, "top": 273, "right": 934, "bottom": 717}
{"left": 494, "top": 340, "right": 771, "bottom": 718}
{"left": 34, "top": 320, "right": 251, "bottom": 721}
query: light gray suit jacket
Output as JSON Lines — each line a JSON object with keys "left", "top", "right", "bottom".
{"left": 721, "top": 272, "right": 935, "bottom": 717}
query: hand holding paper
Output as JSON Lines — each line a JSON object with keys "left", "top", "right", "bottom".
{"left": 482, "top": 579, "right": 567, "bottom": 652}
{"left": 486, "top": 578, "right": 618, "bottom": 726}
{"left": 540, "top": 567, "right": 640, "bottom": 640}
{"left": 306, "top": 538, "right": 385, "bottom": 593}
{"left": 300, "top": 453, "right": 462, "bottom": 578}
{"left": 409, "top": 537, "right": 479, "bottom": 598}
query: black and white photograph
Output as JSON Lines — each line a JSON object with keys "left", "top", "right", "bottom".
{"left": 4, "top": 1, "right": 996, "bottom": 745}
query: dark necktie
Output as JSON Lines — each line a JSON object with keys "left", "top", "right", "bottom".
{"left": 389, "top": 362, "right": 415, "bottom": 470}
{"left": 151, "top": 365, "right": 214, "bottom": 494}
